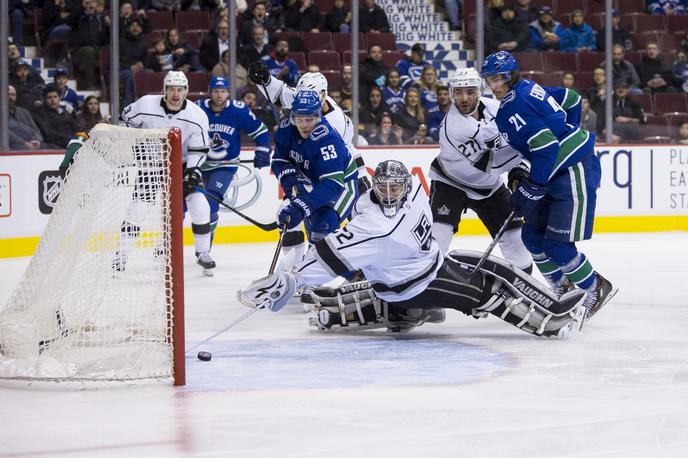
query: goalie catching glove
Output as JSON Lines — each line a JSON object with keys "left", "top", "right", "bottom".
{"left": 248, "top": 61, "right": 271, "bottom": 86}
{"left": 238, "top": 271, "right": 300, "bottom": 312}
{"left": 183, "top": 167, "right": 204, "bottom": 196}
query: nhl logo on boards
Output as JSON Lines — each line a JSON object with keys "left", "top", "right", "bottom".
{"left": 38, "top": 170, "right": 62, "bottom": 215}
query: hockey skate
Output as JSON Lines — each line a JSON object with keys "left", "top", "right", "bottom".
{"left": 575, "top": 273, "right": 617, "bottom": 330}
{"left": 196, "top": 252, "right": 216, "bottom": 277}
{"left": 553, "top": 279, "right": 575, "bottom": 298}
{"left": 385, "top": 307, "right": 445, "bottom": 333}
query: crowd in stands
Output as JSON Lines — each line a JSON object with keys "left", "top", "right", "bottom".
{"left": 6, "top": 0, "right": 688, "bottom": 150}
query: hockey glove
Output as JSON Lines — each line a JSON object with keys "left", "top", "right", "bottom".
{"left": 279, "top": 172, "right": 307, "bottom": 200}
{"left": 183, "top": 167, "right": 204, "bottom": 196}
{"left": 248, "top": 61, "right": 271, "bottom": 86}
{"left": 278, "top": 198, "right": 310, "bottom": 230}
{"left": 509, "top": 178, "right": 546, "bottom": 219}
{"left": 507, "top": 161, "right": 530, "bottom": 192}
{"left": 358, "top": 175, "right": 372, "bottom": 194}
{"left": 254, "top": 149, "right": 271, "bottom": 168}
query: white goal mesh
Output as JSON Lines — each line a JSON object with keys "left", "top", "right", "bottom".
{"left": 0, "top": 125, "right": 184, "bottom": 387}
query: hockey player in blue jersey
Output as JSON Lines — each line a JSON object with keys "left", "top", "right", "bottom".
{"left": 480, "top": 50, "right": 617, "bottom": 328}
{"left": 273, "top": 90, "right": 358, "bottom": 251}
{"left": 197, "top": 76, "right": 271, "bottom": 242}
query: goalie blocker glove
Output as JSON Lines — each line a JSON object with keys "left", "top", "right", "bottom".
{"left": 238, "top": 271, "right": 300, "bottom": 312}
{"left": 183, "top": 167, "right": 204, "bottom": 196}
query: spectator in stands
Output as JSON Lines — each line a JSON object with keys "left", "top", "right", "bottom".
{"left": 10, "top": 61, "right": 44, "bottom": 110}
{"left": 603, "top": 45, "right": 643, "bottom": 94}
{"left": 42, "top": 0, "right": 80, "bottom": 66}
{"left": 76, "top": 95, "right": 109, "bottom": 133}
{"left": 407, "top": 123, "right": 434, "bottom": 144}
{"left": 49, "top": 68, "right": 79, "bottom": 114}
{"left": 201, "top": 19, "right": 232, "bottom": 71}
{"left": 647, "top": 0, "right": 687, "bottom": 15}
{"left": 598, "top": 9, "right": 632, "bottom": 52}
{"left": 149, "top": 38, "right": 175, "bottom": 72}
{"left": 529, "top": 6, "right": 564, "bottom": 52}
{"left": 369, "top": 113, "right": 402, "bottom": 145}
{"left": 359, "top": 86, "right": 386, "bottom": 135}
{"left": 428, "top": 85, "right": 450, "bottom": 141}
{"left": 605, "top": 82, "right": 646, "bottom": 143}
{"left": 485, "top": 5, "right": 530, "bottom": 55}
{"left": 325, "top": 0, "right": 352, "bottom": 33}
{"left": 329, "top": 87, "right": 343, "bottom": 106}
{"left": 307, "top": 64, "right": 320, "bottom": 72}
{"left": 8, "top": 84, "right": 47, "bottom": 150}
{"left": 8, "top": 42, "right": 24, "bottom": 68}
{"left": 514, "top": 0, "right": 539, "bottom": 26}
{"left": 119, "top": 1, "right": 151, "bottom": 37}
{"left": 120, "top": 19, "right": 148, "bottom": 106}
{"left": 339, "top": 65, "right": 353, "bottom": 103}
{"left": 10, "top": 0, "right": 32, "bottom": 46}
{"left": 673, "top": 50, "right": 688, "bottom": 93}
{"left": 561, "top": 9, "right": 596, "bottom": 53}
{"left": 585, "top": 67, "right": 608, "bottom": 133}
{"left": 211, "top": 49, "right": 248, "bottom": 87}
{"left": 486, "top": 0, "right": 505, "bottom": 26}
{"left": 70, "top": 0, "right": 110, "bottom": 90}
{"left": 393, "top": 87, "right": 427, "bottom": 142}
{"left": 675, "top": 120, "right": 688, "bottom": 145}
{"left": 416, "top": 65, "right": 440, "bottom": 113}
{"left": 443, "top": 0, "right": 461, "bottom": 31}
{"left": 33, "top": 86, "right": 81, "bottom": 149}
{"left": 680, "top": 31, "right": 688, "bottom": 54}
{"left": 636, "top": 42, "right": 678, "bottom": 94}
{"left": 261, "top": 39, "right": 299, "bottom": 85}
{"left": 396, "top": 43, "right": 430, "bottom": 88}
{"left": 360, "top": 44, "right": 389, "bottom": 92}
{"left": 284, "top": 0, "right": 321, "bottom": 33}
{"left": 580, "top": 95, "right": 598, "bottom": 136}
{"left": 240, "top": 1, "right": 275, "bottom": 45}
{"left": 8, "top": 43, "right": 45, "bottom": 85}
{"left": 382, "top": 68, "right": 406, "bottom": 115}
{"left": 359, "top": 0, "right": 390, "bottom": 33}
{"left": 239, "top": 25, "right": 271, "bottom": 70}
{"left": 240, "top": 85, "right": 277, "bottom": 130}
{"left": 561, "top": 72, "right": 576, "bottom": 90}
{"left": 151, "top": 0, "right": 182, "bottom": 12}
{"left": 165, "top": 28, "right": 205, "bottom": 73}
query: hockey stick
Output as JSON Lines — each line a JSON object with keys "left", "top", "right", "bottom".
{"left": 185, "top": 223, "right": 289, "bottom": 355}
{"left": 470, "top": 209, "right": 518, "bottom": 277}
{"left": 261, "top": 82, "right": 281, "bottom": 124}
{"left": 193, "top": 186, "right": 278, "bottom": 231}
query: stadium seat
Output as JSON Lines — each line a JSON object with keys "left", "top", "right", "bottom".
{"left": 176, "top": 11, "right": 210, "bottom": 32}
{"left": 573, "top": 71, "right": 593, "bottom": 93}
{"left": 333, "top": 32, "right": 365, "bottom": 51}
{"left": 631, "top": 32, "right": 663, "bottom": 52}
{"left": 134, "top": 72, "right": 166, "bottom": 99}
{"left": 320, "top": 70, "right": 342, "bottom": 88}
{"left": 148, "top": 11, "right": 174, "bottom": 30}
{"left": 631, "top": 93, "right": 654, "bottom": 114}
{"left": 640, "top": 115, "right": 670, "bottom": 139}
{"left": 555, "top": 13, "right": 572, "bottom": 29}
{"left": 287, "top": 52, "right": 307, "bottom": 71}
{"left": 632, "top": 13, "right": 666, "bottom": 33}
{"left": 464, "top": 15, "right": 477, "bottom": 43}
{"left": 624, "top": 51, "right": 642, "bottom": 65}
{"left": 307, "top": 50, "right": 341, "bottom": 71}
{"left": 654, "top": 93, "right": 688, "bottom": 114}
{"left": 302, "top": 32, "right": 334, "bottom": 51}
{"left": 528, "top": 71, "right": 563, "bottom": 87}
{"left": 667, "top": 113, "right": 688, "bottom": 138}
{"left": 586, "top": 0, "right": 619, "bottom": 15}
{"left": 142, "top": 32, "right": 164, "bottom": 49}
{"left": 186, "top": 72, "right": 209, "bottom": 93}
{"left": 576, "top": 52, "right": 604, "bottom": 71}
{"left": 273, "top": 31, "right": 301, "bottom": 43}
{"left": 667, "top": 15, "right": 688, "bottom": 32}
{"left": 623, "top": 0, "right": 649, "bottom": 13}
{"left": 661, "top": 32, "right": 681, "bottom": 52}
{"left": 181, "top": 31, "right": 203, "bottom": 50}
{"left": 366, "top": 32, "right": 396, "bottom": 50}
{"left": 554, "top": 0, "right": 584, "bottom": 15}
{"left": 342, "top": 50, "right": 367, "bottom": 65}
{"left": 545, "top": 53, "right": 577, "bottom": 72}
{"left": 381, "top": 50, "right": 405, "bottom": 69}
{"left": 512, "top": 52, "right": 544, "bottom": 72}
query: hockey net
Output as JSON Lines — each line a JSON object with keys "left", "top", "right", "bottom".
{"left": 0, "top": 124, "right": 185, "bottom": 387}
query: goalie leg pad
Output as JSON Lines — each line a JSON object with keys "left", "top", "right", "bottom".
{"left": 306, "top": 281, "right": 387, "bottom": 331}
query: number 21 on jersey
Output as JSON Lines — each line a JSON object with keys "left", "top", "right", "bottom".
{"left": 509, "top": 113, "right": 527, "bottom": 131}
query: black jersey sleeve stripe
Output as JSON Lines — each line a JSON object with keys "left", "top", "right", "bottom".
{"left": 314, "top": 239, "right": 352, "bottom": 276}
{"left": 371, "top": 252, "right": 441, "bottom": 295}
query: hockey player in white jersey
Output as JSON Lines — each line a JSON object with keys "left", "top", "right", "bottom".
{"left": 120, "top": 71, "right": 216, "bottom": 274}
{"left": 239, "top": 160, "right": 586, "bottom": 337}
{"left": 248, "top": 62, "right": 371, "bottom": 267}
{"left": 430, "top": 67, "right": 533, "bottom": 273}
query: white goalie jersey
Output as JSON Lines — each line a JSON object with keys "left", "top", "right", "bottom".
{"left": 121, "top": 95, "right": 211, "bottom": 168}
{"left": 294, "top": 178, "right": 442, "bottom": 302}
{"left": 430, "top": 96, "right": 523, "bottom": 200}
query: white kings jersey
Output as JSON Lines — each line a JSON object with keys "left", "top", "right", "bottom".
{"left": 121, "top": 95, "right": 211, "bottom": 168}
{"left": 430, "top": 96, "right": 523, "bottom": 200}
{"left": 294, "top": 177, "right": 442, "bottom": 302}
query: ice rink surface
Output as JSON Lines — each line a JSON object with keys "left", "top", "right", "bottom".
{"left": 1, "top": 232, "right": 688, "bottom": 458}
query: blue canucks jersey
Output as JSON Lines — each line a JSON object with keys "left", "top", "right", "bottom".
{"left": 382, "top": 86, "right": 406, "bottom": 115}
{"left": 272, "top": 117, "right": 357, "bottom": 212}
{"left": 395, "top": 57, "right": 430, "bottom": 88}
{"left": 495, "top": 79, "right": 594, "bottom": 185}
{"left": 197, "top": 99, "right": 271, "bottom": 169}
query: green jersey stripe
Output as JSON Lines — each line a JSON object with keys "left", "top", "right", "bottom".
{"left": 248, "top": 124, "right": 268, "bottom": 138}
{"left": 320, "top": 171, "right": 345, "bottom": 186}
{"left": 562, "top": 88, "right": 581, "bottom": 110}
{"left": 527, "top": 128, "right": 557, "bottom": 150}
{"left": 550, "top": 128, "right": 590, "bottom": 179}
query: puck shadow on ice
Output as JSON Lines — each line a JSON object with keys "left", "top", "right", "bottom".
{"left": 184, "top": 338, "right": 514, "bottom": 391}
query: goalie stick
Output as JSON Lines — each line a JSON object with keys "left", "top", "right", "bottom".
{"left": 193, "top": 186, "right": 278, "bottom": 231}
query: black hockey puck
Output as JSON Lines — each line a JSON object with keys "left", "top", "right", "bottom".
{"left": 197, "top": 351, "right": 212, "bottom": 361}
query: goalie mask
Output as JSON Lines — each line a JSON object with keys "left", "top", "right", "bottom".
{"left": 372, "top": 160, "right": 412, "bottom": 218}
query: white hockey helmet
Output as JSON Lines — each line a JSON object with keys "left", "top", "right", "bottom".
{"left": 163, "top": 71, "right": 189, "bottom": 97}
{"left": 449, "top": 67, "right": 482, "bottom": 93}
{"left": 296, "top": 72, "right": 328, "bottom": 100}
